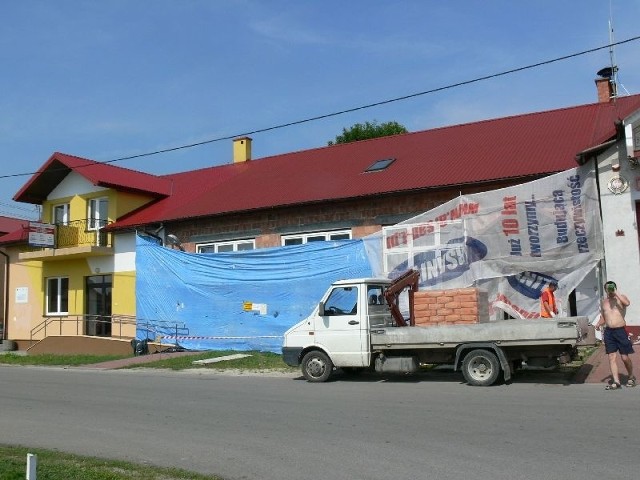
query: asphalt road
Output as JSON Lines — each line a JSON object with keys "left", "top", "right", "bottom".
{"left": 0, "top": 366, "right": 638, "bottom": 480}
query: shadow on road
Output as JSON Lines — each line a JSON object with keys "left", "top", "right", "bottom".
{"left": 293, "top": 366, "right": 583, "bottom": 386}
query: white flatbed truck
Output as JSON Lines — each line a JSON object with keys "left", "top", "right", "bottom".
{"left": 282, "top": 270, "right": 595, "bottom": 386}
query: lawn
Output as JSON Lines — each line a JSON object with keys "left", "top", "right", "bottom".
{"left": 0, "top": 350, "right": 298, "bottom": 372}
{"left": 0, "top": 445, "right": 219, "bottom": 480}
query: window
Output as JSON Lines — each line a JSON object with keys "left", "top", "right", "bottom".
{"left": 365, "top": 158, "right": 395, "bottom": 172}
{"left": 282, "top": 230, "right": 352, "bottom": 246}
{"left": 197, "top": 239, "right": 255, "bottom": 253}
{"left": 382, "top": 220, "right": 465, "bottom": 276}
{"left": 46, "top": 277, "right": 69, "bottom": 315}
{"left": 367, "top": 284, "right": 391, "bottom": 327}
{"left": 323, "top": 286, "right": 358, "bottom": 316}
{"left": 88, "top": 198, "right": 108, "bottom": 230}
{"left": 53, "top": 204, "right": 70, "bottom": 225}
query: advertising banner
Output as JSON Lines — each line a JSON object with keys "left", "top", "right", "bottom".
{"left": 378, "top": 165, "right": 603, "bottom": 319}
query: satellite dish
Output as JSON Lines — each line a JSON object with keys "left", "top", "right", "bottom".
{"left": 166, "top": 234, "right": 180, "bottom": 245}
{"left": 597, "top": 66, "right": 616, "bottom": 79}
{"left": 165, "top": 234, "right": 185, "bottom": 251}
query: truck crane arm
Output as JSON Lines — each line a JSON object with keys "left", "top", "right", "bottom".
{"left": 383, "top": 269, "right": 420, "bottom": 327}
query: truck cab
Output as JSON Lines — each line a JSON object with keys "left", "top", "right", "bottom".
{"left": 282, "top": 278, "right": 395, "bottom": 381}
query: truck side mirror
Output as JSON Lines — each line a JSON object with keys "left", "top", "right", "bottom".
{"left": 318, "top": 301, "right": 325, "bottom": 316}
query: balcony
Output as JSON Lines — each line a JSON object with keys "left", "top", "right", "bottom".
{"left": 19, "top": 219, "right": 113, "bottom": 261}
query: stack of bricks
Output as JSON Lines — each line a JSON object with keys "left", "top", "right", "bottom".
{"left": 412, "top": 288, "right": 489, "bottom": 326}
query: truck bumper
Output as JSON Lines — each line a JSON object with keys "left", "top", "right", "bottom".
{"left": 282, "top": 347, "right": 303, "bottom": 367}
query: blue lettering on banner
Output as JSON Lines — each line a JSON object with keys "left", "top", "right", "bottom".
{"left": 507, "top": 271, "right": 558, "bottom": 299}
{"left": 567, "top": 174, "right": 589, "bottom": 253}
{"left": 552, "top": 190, "right": 568, "bottom": 243}
{"left": 508, "top": 238, "right": 522, "bottom": 256}
{"left": 524, "top": 197, "right": 541, "bottom": 257}
{"left": 410, "top": 237, "right": 488, "bottom": 286}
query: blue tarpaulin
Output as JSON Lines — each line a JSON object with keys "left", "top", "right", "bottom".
{"left": 135, "top": 235, "right": 373, "bottom": 352}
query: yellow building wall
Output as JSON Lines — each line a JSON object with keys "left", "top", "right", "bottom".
{"left": 7, "top": 251, "right": 139, "bottom": 341}
{"left": 7, "top": 189, "right": 152, "bottom": 343}
{"left": 42, "top": 189, "right": 155, "bottom": 225}
{"left": 3, "top": 248, "right": 91, "bottom": 341}
{"left": 6, "top": 250, "right": 43, "bottom": 341}
{"left": 111, "top": 270, "right": 137, "bottom": 338}
{"left": 114, "top": 191, "right": 155, "bottom": 218}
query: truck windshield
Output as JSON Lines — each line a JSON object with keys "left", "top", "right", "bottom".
{"left": 324, "top": 286, "right": 358, "bottom": 316}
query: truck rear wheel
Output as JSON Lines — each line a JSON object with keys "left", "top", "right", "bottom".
{"left": 462, "top": 349, "right": 500, "bottom": 386}
{"left": 301, "top": 351, "right": 333, "bottom": 382}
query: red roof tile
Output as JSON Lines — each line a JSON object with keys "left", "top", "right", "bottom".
{"left": 0, "top": 225, "right": 29, "bottom": 245}
{"left": 111, "top": 95, "right": 640, "bottom": 229}
{"left": 0, "top": 216, "right": 29, "bottom": 235}
{"left": 0, "top": 216, "right": 29, "bottom": 245}
{"left": 13, "top": 152, "right": 173, "bottom": 204}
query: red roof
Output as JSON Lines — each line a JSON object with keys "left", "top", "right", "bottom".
{"left": 0, "top": 216, "right": 29, "bottom": 244}
{"left": 13, "top": 152, "right": 173, "bottom": 204}
{"left": 0, "top": 226, "right": 28, "bottom": 245}
{"left": 0, "top": 216, "right": 28, "bottom": 235}
{"left": 111, "top": 95, "right": 640, "bottom": 229}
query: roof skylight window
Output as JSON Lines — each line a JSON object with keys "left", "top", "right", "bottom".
{"left": 365, "top": 158, "right": 395, "bottom": 172}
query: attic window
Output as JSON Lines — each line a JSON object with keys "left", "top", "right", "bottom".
{"left": 365, "top": 158, "right": 395, "bottom": 172}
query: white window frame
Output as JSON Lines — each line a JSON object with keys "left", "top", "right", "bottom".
{"left": 196, "top": 239, "right": 256, "bottom": 253}
{"left": 87, "top": 197, "right": 109, "bottom": 230}
{"left": 281, "top": 229, "right": 352, "bottom": 246}
{"left": 52, "top": 203, "right": 70, "bottom": 226}
{"left": 46, "top": 277, "right": 69, "bottom": 316}
{"left": 382, "top": 220, "right": 465, "bottom": 274}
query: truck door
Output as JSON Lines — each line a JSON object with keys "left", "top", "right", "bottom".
{"left": 314, "top": 285, "right": 367, "bottom": 367}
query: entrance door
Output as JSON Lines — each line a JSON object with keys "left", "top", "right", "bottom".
{"left": 85, "top": 275, "right": 112, "bottom": 337}
{"left": 313, "top": 285, "right": 366, "bottom": 367}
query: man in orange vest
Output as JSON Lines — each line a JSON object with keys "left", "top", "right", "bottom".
{"left": 540, "top": 281, "right": 558, "bottom": 318}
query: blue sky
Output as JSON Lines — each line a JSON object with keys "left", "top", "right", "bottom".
{"left": 1, "top": 1, "right": 639, "bottom": 220}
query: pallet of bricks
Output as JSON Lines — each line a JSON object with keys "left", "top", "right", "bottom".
{"left": 413, "top": 288, "right": 489, "bottom": 326}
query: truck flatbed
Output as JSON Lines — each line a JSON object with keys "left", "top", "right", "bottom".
{"left": 370, "top": 317, "right": 593, "bottom": 350}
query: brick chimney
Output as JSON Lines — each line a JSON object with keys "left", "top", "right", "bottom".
{"left": 596, "top": 77, "right": 614, "bottom": 103}
{"left": 233, "top": 137, "right": 252, "bottom": 163}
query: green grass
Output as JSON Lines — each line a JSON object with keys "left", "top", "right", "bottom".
{"left": 0, "top": 346, "right": 598, "bottom": 375}
{"left": 121, "top": 350, "right": 298, "bottom": 371}
{"left": 0, "top": 353, "right": 129, "bottom": 366}
{"left": 0, "top": 350, "right": 298, "bottom": 372}
{"left": 0, "top": 445, "right": 219, "bottom": 480}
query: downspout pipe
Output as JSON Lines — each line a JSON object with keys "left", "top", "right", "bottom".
{"left": 0, "top": 249, "right": 9, "bottom": 341}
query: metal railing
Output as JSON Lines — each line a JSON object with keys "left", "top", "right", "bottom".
{"left": 136, "top": 319, "right": 191, "bottom": 349}
{"left": 29, "top": 315, "right": 189, "bottom": 348}
{"left": 55, "top": 219, "right": 112, "bottom": 248}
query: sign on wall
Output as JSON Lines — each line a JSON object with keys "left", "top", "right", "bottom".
{"left": 15, "top": 287, "right": 28, "bottom": 304}
{"left": 28, "top": 222, "right": 55, "bottom": 247}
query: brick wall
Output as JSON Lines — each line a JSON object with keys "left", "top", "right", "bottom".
{"left": 413, "top": 288, "right": 489, "bottom": 326}
{"left": 165, "top": 177, "right": 537, "bottom": 252}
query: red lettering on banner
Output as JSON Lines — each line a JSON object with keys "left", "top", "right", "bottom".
{"left": 411, "top": 224, "right": 435, "bottom": 242}
{"left": 386, "top": 230, "right": 408, "bottom": 249}
{"left": 495, "top": 293, "right": 538, "bottom": 319}
{"left": 501, "top": 196, "right": 519, "bottom": 235}
{"left": 449, "top": 202, "right": 480, "bottom": 220}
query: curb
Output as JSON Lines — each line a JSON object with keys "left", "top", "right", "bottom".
{"left": 573, "top": 345, "right": 606, "bottom": 384}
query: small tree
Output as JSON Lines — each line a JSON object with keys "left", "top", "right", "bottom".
{"left": 328, "top": 120, "right": 408, "bottom": 145}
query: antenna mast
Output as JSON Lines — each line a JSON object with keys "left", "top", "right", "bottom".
{"left": 608, "top": 4, "right": 629, "bottom": 96}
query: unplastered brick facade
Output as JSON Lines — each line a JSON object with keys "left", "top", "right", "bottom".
{"left": 167, "top": 178, "right": 526, "bottom": 252}
{"left": 413, "top": 288, "right": 489, "bottom": 326}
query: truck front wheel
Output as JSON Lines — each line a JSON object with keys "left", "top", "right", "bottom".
{"left": 462, "top": 349, "right": 500, "bottom": 386}
{"left": 301, "top": 351, "right": 333, "bottom": 382}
